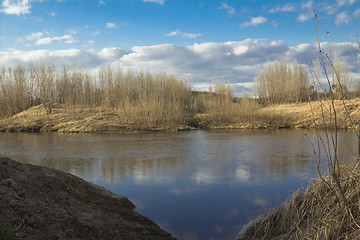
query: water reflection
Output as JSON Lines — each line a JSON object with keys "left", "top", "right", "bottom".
{"left": 0, "top": 129, "right": 358, "bottom": 240}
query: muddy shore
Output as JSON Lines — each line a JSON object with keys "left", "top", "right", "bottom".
{"left": 0, "top": 157, "right": 175, "bottom": 240}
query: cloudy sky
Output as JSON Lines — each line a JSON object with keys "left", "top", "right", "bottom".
{"left": 1, "top": 0, "right": 360, "bottom": 94}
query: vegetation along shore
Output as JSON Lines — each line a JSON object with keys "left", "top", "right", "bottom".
{"left": 237, "top": 161, "right": 360, "bottom": 240}
{"left": 0, "top": 59, "right": 359, "bottom": 133}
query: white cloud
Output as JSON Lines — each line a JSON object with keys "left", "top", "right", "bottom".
{"left": 218, "top": 3, "right": 236, "bottom": 16}
{"left": 120, "top": 39, "right": 289, "bottom": 93}
{"left": 335, "top": 11, "right": 351, "bottom": 25}
{"left": 337, "top": 0, "right": 355, "bottom": 6}
{"left": 240, "top": 16, "right": 267, "bottom": 27}
{"left": 98, "top": 47, "right": 127, "bottom": 61}
{"left": 165, "top": 30, "right": 203, "bottom": 39}
{"left": 0, "top": 49, "right": 103, "bottom": 69}
{"left": 1, "top": 40, "right": 359, "bottom": 95}
{"left": 321, "top": 0, "right": 355, "bottom": 16}
{"left": 321, "top": 2, "right": 339, "bottom": 15}
{"left": 106, "top": 22, "right": 117, "bottom": 29}
{"left": 297, "top": 12, "right": 313, "bottom": 22}
{"left": 301, "top": 0, "right": 313, "bottom": 9}
{"left": 26, "top": 32, "right": 44, "bottom": 41}
{"left": 49, "top": 11, "right": 55, "bottom": 17}
{"left": 268, "top": 4, "right": 296, "bottom": 13}
{"left": 35, "top": 34, "right": 79, "bottom": 45}
{"left": 354, "top": 8, "right": 360, "bottom": 18}
{"left": 0, "top": 0, "right": 31, "bottom": 15}
{"left": 333, "top": 8, "right": 360, "bottom": 25}
{"left": 296, "top": 0, "right": 313, "bottom": 22}
{"left": 99, "top": 0, "right": 105, "bottom": 5}
{"left": 143, "top": 0, "right": 164, "bottom": 4}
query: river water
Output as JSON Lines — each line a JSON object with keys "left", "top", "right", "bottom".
{"left": 0, "top": 129, "right": 358, "bottom": 239}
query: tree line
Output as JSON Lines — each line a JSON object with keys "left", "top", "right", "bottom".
{"left": 1, "top": 59, "right": 352, "bottom": 127}
{"left": 0, "top": 63, "right": 259, "bottom": 127}
{"left": 255, "top": 58, "right": 354, "bottom": 105}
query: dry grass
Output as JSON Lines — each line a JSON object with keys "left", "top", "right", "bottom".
{"left": 238, "top": 161, "right": 360, "bottom": 240}
{"left": 257, "top": 98, "right": 360, "bottom": 129}
{"left": 0, "top": 104, "right": 192, "bottom": 133}
{"left": 2, "top": 97, "right": 360, "bottom": 132}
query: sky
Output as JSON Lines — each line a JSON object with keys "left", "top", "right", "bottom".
{"left": 0, "top": 0, "right": 360, "bottom": 95}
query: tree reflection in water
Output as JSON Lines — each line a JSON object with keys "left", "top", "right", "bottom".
{"left": 0, "top": 129, "right": 357, "bottom": 240}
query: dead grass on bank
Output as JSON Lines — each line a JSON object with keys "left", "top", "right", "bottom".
{"left": 0, "top": 104, "right": 191, "bottom": 133}
{"left": 238, "top": 162, "right": 360, "bottom": 240}
{"left": 257, "top": 98, "right": 360, "bottom": 129}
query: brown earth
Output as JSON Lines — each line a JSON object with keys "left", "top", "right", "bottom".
{"left": 0, "top": 157, "right": 175, "bottom": 240}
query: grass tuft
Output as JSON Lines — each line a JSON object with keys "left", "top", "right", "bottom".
{"left": 238, "top": 162, "right": 360, "bottom": 240}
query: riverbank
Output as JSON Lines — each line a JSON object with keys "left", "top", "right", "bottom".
{"left": 193, "top": 98, "right": 360, "bottom": 130}
{"left": 0, "top": 157, "right": 175, "bottom": 240}
{"left": 237, "top": 161, "right": 360, "bottom": 240}
{"left": 0, "top": 98, "right": 359, "bottom": 133}
{"left": 0, "top": 104, "right": 194, "bottom": 133}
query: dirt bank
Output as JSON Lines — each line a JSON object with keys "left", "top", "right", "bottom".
{"left": 0, "top": 157, "right": 175, "bottom": 240}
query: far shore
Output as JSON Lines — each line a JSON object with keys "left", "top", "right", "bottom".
{"left": 0, "top": 98, "right": 359, "bottom": 133}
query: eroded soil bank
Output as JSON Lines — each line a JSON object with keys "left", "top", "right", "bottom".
{"left": 0, "top": 157, "right": 175, "bottom": 240}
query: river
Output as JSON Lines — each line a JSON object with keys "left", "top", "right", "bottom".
{"left": 0, "top": 129, "right": 358, "bottom": 240}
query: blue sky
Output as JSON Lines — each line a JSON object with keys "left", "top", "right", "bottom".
{"left": 1, "top": 0, "right": 360, "bottom": 94}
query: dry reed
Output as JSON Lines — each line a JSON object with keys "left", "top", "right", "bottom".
{"left": 238, "top": 162, "right": 360, "bottom": 240}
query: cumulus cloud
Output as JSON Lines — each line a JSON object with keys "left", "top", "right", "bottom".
{"left": 143, "top": 0, "right": 164, "bottom": 5}
{"left": 98, "top": 47, "right": 127, "bottom": 61}
{"left": 165, "top": 30, "right": 204, "bottom": 39}
{"left": 1, "top": 40, "right": 359, "bottom": 95}
{"left": 0, "top": 0, "right": 31, "bottom": 15}
{"left": 35, "top": 34, "right": 79, "bottom": 45}
{"left": 0, "top": 49, "right": 104, "bottom": 69}
{"left": 106, "top": 22, "right": 117, "bottom": 29}
{"left": 218, "top": 3, "right": 236, "bottom": 16}
{"left": 119, "top": 39, "right": 289, "bottom": 93}
{"left": 240, "top": 16, "right": 267, "bottom": 27}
